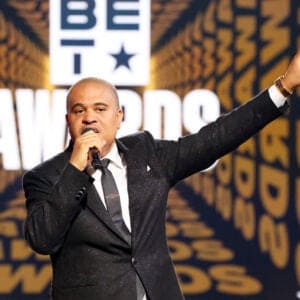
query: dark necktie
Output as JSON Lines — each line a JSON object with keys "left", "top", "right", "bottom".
{"left": 100, "top": 158, "right": 146, "bottom": 300}
{"left": 100, "top": 158, "right": 131, "bottom": 243}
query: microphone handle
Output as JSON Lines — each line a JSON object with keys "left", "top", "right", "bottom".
{"left": 80, "top": 128, "right": 103, "bottom": 170}
{"left": 91, "top": 149, "right": 103, "bottom": 170}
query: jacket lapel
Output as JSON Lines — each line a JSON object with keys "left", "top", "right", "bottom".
{"left": 86, "top": 184, "right": 132, "bottom": 246}
{"left": 116, "top": 139, "right": 147, "bottom": 244}
{"left": 66, "top": 139, "right": 139, "bottom": 246}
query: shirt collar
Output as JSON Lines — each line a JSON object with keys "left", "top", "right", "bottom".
{"left": 103, "top": 141, "right": 124, "bottom": 169}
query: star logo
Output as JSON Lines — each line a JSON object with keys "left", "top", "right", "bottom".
{"left": 110, "top": 44, "right": 136, "bottom": 71}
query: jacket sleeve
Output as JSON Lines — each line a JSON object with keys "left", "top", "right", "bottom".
{"left": 154, "top": 89, "right": 287, "bottom": 186}
{"left": 23, "top": 162, "right": 93, "bottom": 255}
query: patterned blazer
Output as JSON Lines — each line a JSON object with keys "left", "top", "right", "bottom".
{"left": 23, "top": 89, "right": 285, "bottom": 300}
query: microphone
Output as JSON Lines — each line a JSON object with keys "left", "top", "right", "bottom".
{"left": 81, "top": 127, "right": 103, "bottom": 170}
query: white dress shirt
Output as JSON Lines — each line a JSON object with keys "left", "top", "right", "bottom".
{"left": 91, "top": 142, "right": 131, "bottom": 231}
{"left": 269, "top": 83, "right": 288, "bottom": 107}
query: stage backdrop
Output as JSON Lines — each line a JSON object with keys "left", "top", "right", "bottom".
{"left": 0, "top": 0, "right": 299, "bottom": 299}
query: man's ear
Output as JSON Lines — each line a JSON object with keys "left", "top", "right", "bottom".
{"left": 65, "top": 114, "right": 70, "bottom": 126}
{"left": 117, "top": 109, "right": 123, "bottom": 129}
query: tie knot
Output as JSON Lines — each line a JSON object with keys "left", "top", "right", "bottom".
{"left": 101, "top": 158, "right": 110, "bottom": 169}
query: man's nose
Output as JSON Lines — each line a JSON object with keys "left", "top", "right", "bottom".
{"left": 82, "top": 110, "right": 97, "bottom": 124}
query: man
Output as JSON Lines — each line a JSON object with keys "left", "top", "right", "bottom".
{"left": 24, "top": 52, "right": 300, "bottom": 300}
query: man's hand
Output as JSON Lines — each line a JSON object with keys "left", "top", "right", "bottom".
{"left": 282, "top": 51, "right": 300, "bottom": 92}
{"left": 69, "top": 130, "right": 106, "bottom": 171}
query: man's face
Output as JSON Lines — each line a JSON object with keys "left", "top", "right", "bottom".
{"left": 66, "top": 81, "right": 123, "bottom": 147}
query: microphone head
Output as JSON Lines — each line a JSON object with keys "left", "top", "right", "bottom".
{"left": 81, "top": 127, "right": 97, "bottom": 135}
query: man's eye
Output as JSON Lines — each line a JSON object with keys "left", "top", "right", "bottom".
{"left": 96, "top": 107, "right": 105, "bottom": 112}
{"left": 74, "top": 109, "right": 84, "bottom": 114}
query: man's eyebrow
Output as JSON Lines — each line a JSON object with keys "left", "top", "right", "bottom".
{"left": 70, "top": 102, "right": 108, "bottom": 109}
{"left": 94, "top": 102, "right": 108, "bottom": 107}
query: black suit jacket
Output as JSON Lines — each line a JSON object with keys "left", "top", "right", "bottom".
{"left": 23, "top": 90, "right": 286, "bottom": 300}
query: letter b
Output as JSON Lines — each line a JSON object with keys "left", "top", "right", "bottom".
{"left": 61, "top": 0, "right": 96, "bottom": 29}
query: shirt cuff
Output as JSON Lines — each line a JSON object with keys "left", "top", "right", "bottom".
{"left": 268, "top": 84, "right": 288, "bottom": 108}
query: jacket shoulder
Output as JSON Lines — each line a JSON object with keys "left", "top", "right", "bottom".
{"left": 118, "top": 130, "right": 155, "bottom": 148}
{"left": 23, "top": 150, "right": 69, "bottom": 180}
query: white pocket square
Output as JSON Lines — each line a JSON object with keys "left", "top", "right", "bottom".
{"left": 146, "top": 165, "right": 151, "bottom": 172}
